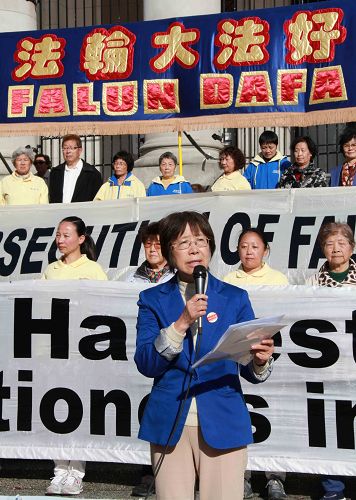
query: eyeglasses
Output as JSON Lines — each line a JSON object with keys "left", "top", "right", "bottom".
{"left": 34, "top": 160, "right": 46, "bottom": 165}
{"left": 62, "top": 147, "right": 80, "bottom": 151}
{"left": 143, "top": 241, "right": 161, "bottom": 249}
{"left": 171, "top": 237, "right": 209, "bottom": 251}
{"left": 343, "top": 143, "right": 356, "bottom": 150}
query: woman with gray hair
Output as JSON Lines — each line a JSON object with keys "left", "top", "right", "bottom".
{"left": 307, "top": 221, "right": 355, "bottom": 500}
{"left": 0, "top": 146, "right": 48, "bottom": 205}
{"left": 146, "top": 151, "right": 193, "bottom": 196}
{"left": 308, "top": 222, "right": 356, "bottom": 287}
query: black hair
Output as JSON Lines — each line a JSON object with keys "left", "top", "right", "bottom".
{"left": 34, "top": 154, "right": 51, "bottom": 168}
{"left": 291, "top": 136, "right": 318, "bottom": 162}
{"left": 59, "top": 216, "right": 97, "bottom": 261}
{"left": 159, "top": 211, "right": 215, "bottom": 270}
{"left": 237, "top": 227, "right": 270, "bottom": 252}
{"left": 259, "top": 131, "right": 278, "bottom": 146}
{"left": 112, "top": 151, "right": 134, "bottom": 172}
{"left": 140, "top": 222, "right": 160, "bottom": 244}
{"left": 338, "top": 127, "right": 356, "bottom": 155}
{"left": 159, "top": 151, "right": 178, "bottom": 166}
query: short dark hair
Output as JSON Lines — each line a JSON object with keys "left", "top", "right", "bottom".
{"left": 237, "top": 227, "right": 270, "bottom": 252}
{"left": 318, "top": 222, "right": 355, "bottom": 251}
{"left": 35, "top": 154, "right": 51, "bottom": 168}
{"left": 140, "top": 222, "right": 160, "bottom": 244}
{"left": 112, "top": 151, "right": 134, "bottom": 172}
{"left": 291, "top": 136, "right": 318, "bottom": 162}
{"left": 58, "top": 216, "right": 97, "bottom": 261}
{"left": 159, "top": 151, "right": 177, "bottom": 166}
{"left": 191, "top": 183, "right": 206, "bottom": 193}
{"left": 62, "top": 134, "right": 82, "bottom": 148}
{"left": 259, "top": 130, "right": 278, "bottom": 146}
{"left": 218, "top": 146, "right": 245, "bottom": 171}
{"left": 339, "top": 127, "right": 356, "bottom": 155}
{"left": 159, "top": 211, "right": 215, "bottom": 270}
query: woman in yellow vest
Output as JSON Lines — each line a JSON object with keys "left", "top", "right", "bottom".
{"left": 211, "top": 146, "right": 251, "bottom": 192}
{"left": 224, "top": 227, "right": 288, "bottom": 286}
{"left": 224, "top": 227, "right": 288, "bottom": 499}
{"left": 0, "top": 146, "right": 48, "bottom": 205}
{"left": 94, "top": 150, "right": 146, "bottom": 200}
{"left": 42, "top": 216, "right": 107, "bottom": 495}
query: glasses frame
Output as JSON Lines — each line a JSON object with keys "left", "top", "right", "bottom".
{"left": 171, "top": 237, "right": 210, "bottom": 251}
{"left": 143, "top": 240, "right": 161, "bottom": 249}
{"left": 343, "top": 143, "right": 356, "bottom": 150}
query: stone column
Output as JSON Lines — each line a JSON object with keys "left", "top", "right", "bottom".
{"left": 135, "top": 0, "right": 222, "bottom": 189}
{"left": 0, "top": 0, "right": 37, "bottom": 176}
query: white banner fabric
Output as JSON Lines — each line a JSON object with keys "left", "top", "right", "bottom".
{"left": 0, "top": 280, "right": 355, "bottom": 476}
{"left": 0, "top": 187, "right": 356, "bottom": 283}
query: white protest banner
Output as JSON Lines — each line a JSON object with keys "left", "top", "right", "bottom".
{"left": 0, "top": 280, "right": 355, "bottom": 476}
{"left": 0, "top": 187, "right": 355, "bottom": 283}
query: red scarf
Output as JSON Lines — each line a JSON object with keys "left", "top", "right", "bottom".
{"left": 341, "top": 161, "right": 356, "bottom": 186}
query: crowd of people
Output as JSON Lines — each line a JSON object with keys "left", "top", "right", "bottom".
{"left": 1, "top": 127, "right": 356, "bottom": 206}
{"left": 35, "top": 211, "right": 352, "bottom": 500}
{"left": 0, "top": 129, "right": 354, "bottom": 500}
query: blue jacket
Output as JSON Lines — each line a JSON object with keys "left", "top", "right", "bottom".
{"left": 244, "top": 152, "right": 291, "bottom": 189}
{"left": 330, "top": 164, "right": 356, "bottom": 186}
{"left": 146, "top": 175, "right": 193, "bottom": 196}
{"left": 135, "top": 273, "right": 267, "bottom": 449}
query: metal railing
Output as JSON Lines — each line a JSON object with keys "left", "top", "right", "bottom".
{"left": 33, "top": 0, "right": 344, "bottom": 173}
{"left": 220, "top": 0, "right": 345, "bottom": 172}
{"left": 35, "top": 0, "right": 143, "bottom": 173}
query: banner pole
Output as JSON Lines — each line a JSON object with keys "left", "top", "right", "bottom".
{"left": 178, "top": 131, "right": 183, "bottom": 176}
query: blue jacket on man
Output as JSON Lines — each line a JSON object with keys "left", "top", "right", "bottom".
{"left": 244, "top": 152, "right": 290, "bottom": 189}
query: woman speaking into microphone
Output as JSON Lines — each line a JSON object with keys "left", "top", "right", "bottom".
{"left": 134, "top": 211, "right": 274, "bottom": 500}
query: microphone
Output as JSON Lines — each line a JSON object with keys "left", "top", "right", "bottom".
{"left": 193, "top": 265, "right": 207, "bottom": 335}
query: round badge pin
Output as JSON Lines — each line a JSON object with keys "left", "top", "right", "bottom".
{"left": 207, "top": 312, "right": 218, "bottom": 323}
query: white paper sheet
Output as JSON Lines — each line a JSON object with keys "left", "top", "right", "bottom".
{"left": 192, "top": 315, "right": 286, "bottom": 368}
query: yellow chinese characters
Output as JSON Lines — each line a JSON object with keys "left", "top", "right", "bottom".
{"left": 80, "top": 26, "right": 136, "bottom": 80}
{"left": 150, "top": 22, "right": 200, "bottom": 72}
{"left": 214, "top": 17, "right": 269, "bottom": 69}
{"left": 12, "top": 34, "right": 65, "bottom": 81}
{"left": 284, "top": 8, "right": 347, "bottom": 64}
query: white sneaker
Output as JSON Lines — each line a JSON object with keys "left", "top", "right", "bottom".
{"left": 46, "top": 473, "right": 68, "bottom": 495}
{"left": 61, "top": 473, "right": 83, "bottom": 495}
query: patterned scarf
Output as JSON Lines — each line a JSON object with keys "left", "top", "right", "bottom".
{"left": 341, "top": 162, "right": 356, "bottom": 186}
{"left": 133, "top": 261, "right": 171, "bottom": 283}
{"left": 316, "top": 258, "right": 356, "bottom": 287}
{"left": 278, "top": 162, "right": 328, "bottom": 188}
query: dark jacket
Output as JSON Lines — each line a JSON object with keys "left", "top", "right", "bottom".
{"left": 49, "top": 161, "right": 102, "bottom": 203}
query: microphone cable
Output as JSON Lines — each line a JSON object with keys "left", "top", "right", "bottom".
{"left": 143, "top": 320, "right": 204, "bottom": 499}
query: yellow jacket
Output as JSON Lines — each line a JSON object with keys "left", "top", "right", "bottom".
{"left": 94, "top": 173, "right": 146, "bottom": 200}
{"left": 211, "top": 170, "right": 251, "bottom": 192}
{"left": 42, "top": 255, "right": 107, "bottom": 280}
{"left": 0, "top": 171, "right": 48, "bottom": 205}
{"left": 224, "top": 262, "right": 288, "bottom": 286}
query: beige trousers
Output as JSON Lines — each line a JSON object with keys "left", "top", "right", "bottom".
{"left": 151, "top": 426, "right": 247, "bottom": 500}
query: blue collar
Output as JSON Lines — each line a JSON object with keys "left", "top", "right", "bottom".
{"left": 109, "top": 171, "right": 132, "bottom": 186}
